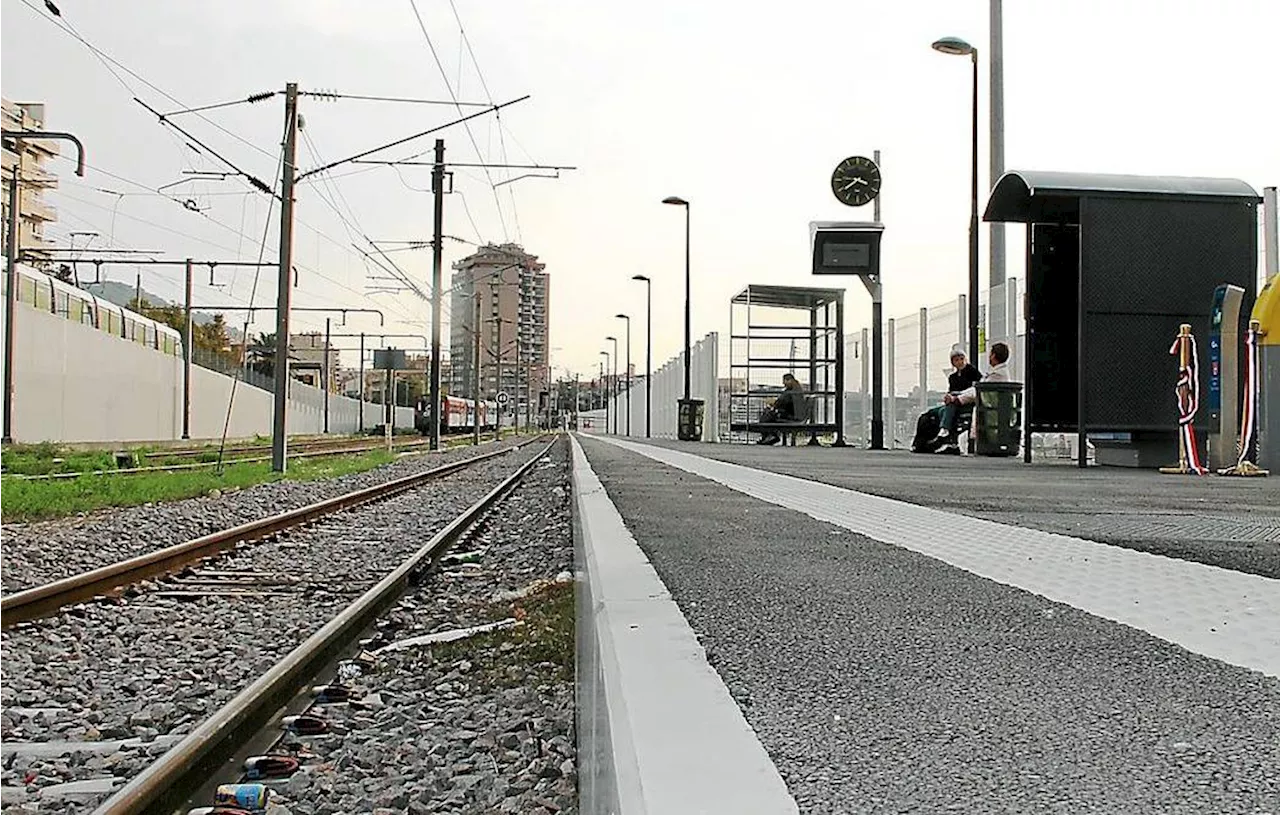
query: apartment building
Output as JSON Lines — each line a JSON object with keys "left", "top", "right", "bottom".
{"left": 1, "top": 99, "right": 59, "bottom": 266}
{"left": 448, "top": 244, "right": 550, "bottom": 413}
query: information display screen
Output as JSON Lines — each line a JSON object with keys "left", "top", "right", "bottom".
{"left": 822, "top": 242, "right": 871, "bottom": 269}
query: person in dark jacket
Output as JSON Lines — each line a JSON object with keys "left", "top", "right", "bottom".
{"left": 756, "top": 373, "right": 806, "bottom": 445}
{"left": 910, "top": 345, "right": 982, "bottom": 453}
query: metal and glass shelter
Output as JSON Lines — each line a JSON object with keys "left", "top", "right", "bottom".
{"left": 727, "top": 285, "right": 845, "bottom": 445}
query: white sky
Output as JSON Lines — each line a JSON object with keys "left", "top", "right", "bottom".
{"left": 3, "top": 0, "right": 1277, "bottom": 379}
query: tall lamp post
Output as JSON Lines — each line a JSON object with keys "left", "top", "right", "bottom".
{"left": 631, "top": 274, "right": 652, "bottom": 438}
{"left": 599, "top": 350, "right": 610, "bottom": 434}
{"left": 615, "top": 313, "right": 631, "bottom": 436}
{"left": 932, "top": 36, "right": 981, "bottom": 366}
{"left": 605, "top": 335, "right": 619, "bottom": 435}
{"left": 662, "top": 196, "right": 691, "bottom": 404}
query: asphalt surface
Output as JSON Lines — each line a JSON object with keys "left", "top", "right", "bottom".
{"left": 629, "top": 439, "right": 1280, "bottom": 579}
{"left": 578, "top": 437, "right": 1280, "bottom": 815}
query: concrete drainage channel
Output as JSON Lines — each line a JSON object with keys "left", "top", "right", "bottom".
{"left": 1, "top": 438, "right": 575, "bottom": 814}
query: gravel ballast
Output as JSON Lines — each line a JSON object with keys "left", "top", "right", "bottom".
{"left": 226, "top": 440, "right": 576, "bottom": 814}
{"left": 0, "top": 441, "right": 555, "bottom": 814}
{"left": 1, "top": 437, "right": 531, "bottom": 593}
{"left": 578, "top": 437, "right": 1280, "bottom": 815}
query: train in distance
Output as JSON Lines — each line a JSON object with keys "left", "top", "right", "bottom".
{"left": 414, "top": 394, "right": 499, "bottom": 436}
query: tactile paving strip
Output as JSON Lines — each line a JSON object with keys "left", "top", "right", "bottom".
{"left": 591, "top": 437, "right": 1280, "bottom": 679}
{"left": 978, "top": 513, "right": 1280, "bottom": 543}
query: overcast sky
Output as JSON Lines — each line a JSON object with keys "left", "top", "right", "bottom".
{"left": 3, "top": 0, "right": 1277, "bottom": 378}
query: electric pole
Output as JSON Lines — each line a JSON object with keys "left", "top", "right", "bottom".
{"left": 472, "top": 292, "right": 481, "bottom": 446}
{"left": 428, "top": 138, "right": 445, "bottom": 451}
{"left": 271, "top": 82, "right": 299, "bottom": 473}
{"left": 182, "top": 258, "right": 193, "bottom": 439}
{"left": 493, "top": 282, "right": 504, "bottom": 442}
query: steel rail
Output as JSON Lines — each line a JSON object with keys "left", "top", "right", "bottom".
{"left": 0, "top": 437, "right": 545, "bottom": 626}
{"left": 90, "top": 436, "right": 558, "bottom": 815}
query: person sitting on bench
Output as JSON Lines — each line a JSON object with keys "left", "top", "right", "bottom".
{"left": 756, "top": 373, "right": 806, "bottom": 445}
{"left": 935, "top": 341, "right": 1013, "bottom": 452}
{"left": 911, "top": 345, "right": 980, "bottom": 453}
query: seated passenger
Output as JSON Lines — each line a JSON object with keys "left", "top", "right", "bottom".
{"left": 756, "top": 373, "right": 805, "bottom": 445}
{"left": 934, "top": 342, "right": 1013, "bottom": 453}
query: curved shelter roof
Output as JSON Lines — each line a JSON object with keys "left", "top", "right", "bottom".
{"left": 983, "top": 170, "right": 1260, "bottom": 224}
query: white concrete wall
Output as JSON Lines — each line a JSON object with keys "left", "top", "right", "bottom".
{"left": 603, "top": 332, "right": 720, "bottom": 442}
{"left": 1, "top": 301, "right": 413, "bottom": 444}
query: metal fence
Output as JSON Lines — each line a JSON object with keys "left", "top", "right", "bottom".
{"left": 846, "top": 279, "right": 1028, "bottom": 449}
{"left": 599, "top": 332, "right": 720, "bottom": 441}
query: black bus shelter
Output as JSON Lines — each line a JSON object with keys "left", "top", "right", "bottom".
{"left": 983, "top": 170, "right": 1260, "bottom": 467}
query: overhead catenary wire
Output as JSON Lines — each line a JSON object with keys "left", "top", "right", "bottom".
{"left": 407, "top": 0, "right": 509, "bottom": 241}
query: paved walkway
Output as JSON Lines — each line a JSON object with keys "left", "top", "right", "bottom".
{"left": 576, "top": 435, "right": 1280, "bottom": 814}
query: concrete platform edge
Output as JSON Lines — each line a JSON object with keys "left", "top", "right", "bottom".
{"left": 571, "top": 434, "right": 799, "bottom": 815}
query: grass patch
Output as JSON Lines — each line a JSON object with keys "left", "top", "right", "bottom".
{"left": 0, "top": 449, "right": 398, "bottom": 523}
{"left": 432, "top": 581, "right": 575, "bottom": 688}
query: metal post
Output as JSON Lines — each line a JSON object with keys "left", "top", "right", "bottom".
{"left": 619, "top": 315, "right": 632, "bottom": 436}
{"left": 886, "top": 317, "right": 896, "bottom": 449}
{"left": 644, "top": 280, "right": 652, "bottom": 437}
{"left": 600, "top": 355, "right": 608, "bottom": 433}
{"left": 1266, "top": 187, "right": 1278, "bottom": 282}
{"left": 873, "top": 150, "right": 882, "bottom": 223}
{"left": 834, "top": 296, "right": 846, "bottom": 446}
{"left": 358, "top": 332, "right": 365, "bottom": 433}
{"left": 989, "top": 0, "right": 1006, "bottom": 288}
{"left": 322, "top": 317, "right": 331, "bottom": 434}
{"left": 860, "top": 327, "right": 870, "bottom": 445}
{"left": 428, "top": 138, "right": 445, "bottom": 452}
{"left": 969, "top": 50, "right": 981, "bottom": 366}
{"left": 683, "top": 204, "right": 691, "bottom": 401}
{"left": 182, "top": 258, "right": 193, "bottom": 439}
{"left": 869, "top": 281, "right": 885, "bottom": 450}
{"left": 3, "top": 166, "right": 19, "bottom": 443}
{"left": 918, "top": 307, "right": 929, "bottom": 413}
{"left": 474, "top": 293, "right": 482, "bottom": 446}
{"left": 271, "top": 82, "right": 299, "bottom": 472}
{"left": 494, "top": 297, "right": 504, "bottom": 442}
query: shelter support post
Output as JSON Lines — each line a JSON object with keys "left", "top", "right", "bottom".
{"left": 862, "top": 276, "right": 884, "bottom": 449}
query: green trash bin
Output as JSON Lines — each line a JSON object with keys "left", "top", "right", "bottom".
{"left": 677, "top": 398, "right": 705, "bottom": 441}
{"left": 973, "top": 381, "right": 1023, "bottom": 457}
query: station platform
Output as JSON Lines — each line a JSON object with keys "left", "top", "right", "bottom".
{"left": 572, "top": 434, "right": 1280, "bottom": 814}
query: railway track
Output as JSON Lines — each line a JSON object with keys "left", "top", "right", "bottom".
{"left": 79, "top": 436, "right": 564, "bottom": 814}
{"left": 0, "top": 436, "right": 549, "bottom": 625}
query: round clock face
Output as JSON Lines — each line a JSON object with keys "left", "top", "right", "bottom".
{"left": 831, "top": 155, "right": 881, "bottom": 207}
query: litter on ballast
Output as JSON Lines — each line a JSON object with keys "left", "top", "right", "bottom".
{"left": 373, "top": 618, "right": 520, "bottom": 654}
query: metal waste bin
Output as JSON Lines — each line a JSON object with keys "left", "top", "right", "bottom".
{"left": 677, "top": 398, "right": 705, "bottom": 442}
{"left": 973, "top": 381, "right": 1023, "bottom": 457}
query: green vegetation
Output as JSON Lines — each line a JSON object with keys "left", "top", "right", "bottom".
{"left": 1, "top": 449, "right": 397, "bottom": 523}
{"left": 433, "top": 581, "right": 575, "bottom": 688}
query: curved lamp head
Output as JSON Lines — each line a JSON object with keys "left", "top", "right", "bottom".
{"left": 932, "top": 36, "right": 975, "bottom": 56}
{"left": 600, "top": 350, "right": 609, "bottom": 357}
{"left": 662, "top": 196, "right": 689, "bottom": 207}
{"left": 615, "top": 313, "right": 629, "bottom": 320}
{"left": 631, "top": 274, "right": 650, "bottom": 282}
{"left": 606, "top": 335, "right": 617, "bottom": 342}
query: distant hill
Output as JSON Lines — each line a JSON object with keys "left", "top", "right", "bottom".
{"left": 82, "top": 281, "right": 243, "bottom": 339}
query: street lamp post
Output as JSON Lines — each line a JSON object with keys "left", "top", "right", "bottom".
{"left": 662, "top": 197, "right": 691, "bottom": 402}
{"left": 615, "top": 314, "right": 631, "bottom": 436}
{"left": 599, "top": 351, "right": 610, "bottom": 434}
{"left": 605, "top": 335, "right": 619, "bottom": 435}
{"left": 631, "top": 274, "right": 652, "bottom": 438}
{"left": 932, "top": 36, "right": 981, "bottom": 367}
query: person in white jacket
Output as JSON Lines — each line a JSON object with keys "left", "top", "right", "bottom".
{"left": 936, "top": 341, "right": 1013, "bottom": 450}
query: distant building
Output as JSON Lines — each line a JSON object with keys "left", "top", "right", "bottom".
{"left": 2, "top": 99, "right": 59, "bottom": 266}
{"left": 448, "top": 244, "right": 550, "bottom": 412}
{"left": 289, "top": 332, "right": 341, "bottom": 391}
